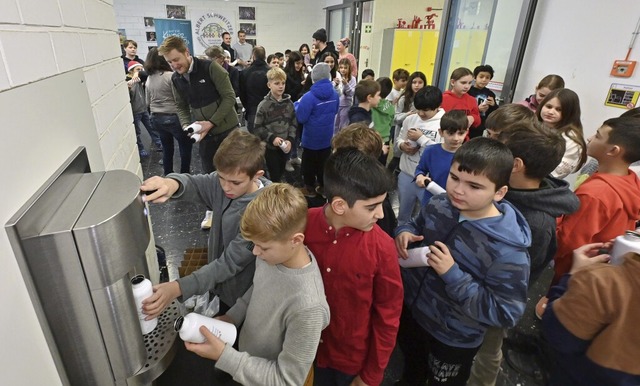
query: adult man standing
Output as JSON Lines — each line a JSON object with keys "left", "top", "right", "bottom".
{"left": 310, "top": 28, "right": 337, "bottom": 66}
{"left": 158, "top": 36, "right": 239, "bottom": 173}
{"left": 220, "top": 31, "right": 236, "bottom": 64}
{"left": 232, "top": 30, "right": 253, "bottom": 69}
{"left": 239, "top": 46, "right": 270, "bottom": 133}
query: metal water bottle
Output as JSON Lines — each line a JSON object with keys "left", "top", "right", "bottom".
{"left": 426, "top": 181, "right": 446, "bottom": 196}
{"left": 131, "top": 274, "right": 157, "bottom": 334}
{"left": 610, "top": 230, "right": 640, "bottom": 265}
{"left": 174, "top": 312, "right": 237, "bottom": 345}
{"left": 189, "top": 133, "right": 202, "bottom": 143}
{"left": 184, "top": 123, "right": 203, "bottom": 134}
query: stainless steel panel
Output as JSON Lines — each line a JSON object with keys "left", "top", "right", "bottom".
{"left": 92, "top": 276, "right": 147, "bottom": 381}
{"left": 21, "top": 231, "right": 115, "bottom": 386}
{"left": 5, "top": 148, "right": 175, "bottom": 386}
{"left": 74, "top": 170, "right": 150, "bottom": 288}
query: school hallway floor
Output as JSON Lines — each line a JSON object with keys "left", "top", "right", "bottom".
{"left": 139, "top": 128, "right": 552, "bottom": 386}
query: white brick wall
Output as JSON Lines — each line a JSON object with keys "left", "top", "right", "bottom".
{"left": 0, "top": 0, "right": 142, "bottom": 384}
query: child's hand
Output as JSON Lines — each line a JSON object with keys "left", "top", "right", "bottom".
{"left": 142, "top": 281, "right": 181, "bottom": 319}
{"left": 407, "top": 128, "right": 422, "bottom": 141}
{"left": 478, "top": 101, "right": 489, "bottom": 113}
{"left": 415, "top": 175, "right": 430, "bottom": 188}
{"left": 272, "top": 136, "right": 284, "bottom": 147}
{"left": 399, "top": 142, "right": 419, "bottom": 155}
{"left": 184, "top": 326, "right": 226, "bottom": 361}
{"left": 428, "top": 241, "right": 455, "bottom": 275}
{"left": 486, "top": 96, "right": 496, "bottom": 106}
{"left": 382, "top": 144, "right": 390, "bottom": 155}
{"left": 141, "top": 176, "right": 180, "bottom": 203}
{"left": 395, "top": 232, "right": 425, "bottom": 259}
{"left": 569, "top": 242, "right": 611, "bottom": 274}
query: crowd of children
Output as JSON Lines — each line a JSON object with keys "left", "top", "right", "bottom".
{"left": 134, "top": 34, "right": 640, "bottom": 386}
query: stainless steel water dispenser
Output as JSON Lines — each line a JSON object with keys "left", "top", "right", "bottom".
{"left": 5, "top": 147, "right": 178, "bottom": 385}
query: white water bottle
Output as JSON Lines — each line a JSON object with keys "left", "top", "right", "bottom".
{"left": 609, "top": 230, "right": 640, "bottom": 265}
{"left": 189, "top": 133, "right": 202, "bottom": 143}
{"left": 174, "top": 312, "right": 237, "bottom": 345}
{"left": 184, "top": 123, "right": 203, "bottom": 134}
{"left": 426, "top": 181, "right": 446, "bottom": 196}
{"left": 399, "top": 246, "right": 431, "bottom": 268}
{"left": 279, "top": 139, "right": 290, "bottom": 153}
{"left": 131, "top": 275, "right": 158, "bottom": 334}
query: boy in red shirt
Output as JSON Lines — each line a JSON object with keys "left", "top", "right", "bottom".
{"left": 305, "top": 148, "right": 403, "bottom": 386}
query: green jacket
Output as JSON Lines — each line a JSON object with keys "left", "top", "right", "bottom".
{"left": 171, "top": 57, "right": 239, "bottom": 135}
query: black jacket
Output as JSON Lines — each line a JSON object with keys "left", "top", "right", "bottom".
{"left": 239, "top": 59, "right": 270, "bottom": 115}
{"left": 311, "top": 41, "right": 337, "bottom": 66}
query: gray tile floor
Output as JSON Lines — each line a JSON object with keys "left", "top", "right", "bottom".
{"left": 140, "top": 128, "right": 549, "bottom": 386}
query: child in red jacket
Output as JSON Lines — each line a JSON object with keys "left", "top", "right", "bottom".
{"left": 441, "top": 67, "right": 481, "bottom": 133}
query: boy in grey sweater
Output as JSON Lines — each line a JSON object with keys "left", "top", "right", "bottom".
{"left": 185, "top": 183, "right": 330, "bottom": 386}
{"left": 141, "top": 129, "right": 271, "bottom": 316}
{"left": 253, "top": 66, "right": 297, "bottom": 182}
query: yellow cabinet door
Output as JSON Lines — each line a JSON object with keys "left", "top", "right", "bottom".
{"left": 390, "top": 30, "right": 421, "bottom": 76}
{"left": 418, "top": 31, "right": 439, "bottom": 83}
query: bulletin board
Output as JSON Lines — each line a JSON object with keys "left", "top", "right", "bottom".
{"left": 605, "top": 83, "right": 640, "bottom": 109}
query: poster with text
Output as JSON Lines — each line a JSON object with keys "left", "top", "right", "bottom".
{"left": 191, "top": 9, "right": 236, "bottom": 55}
{"left": 154, "top": 19, "right": 194, "bottom": 55}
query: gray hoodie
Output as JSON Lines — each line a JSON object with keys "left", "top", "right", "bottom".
{"left": 505, "top": 176, "right": 579, "bottom": 282}
{"left": 168, "top": 172, "right": 272, "bottom": 306}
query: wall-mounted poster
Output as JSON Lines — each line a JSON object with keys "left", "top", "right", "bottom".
{"left": 146, "top": 32, "right": 157, "bottom": 41}
{"left": 166, "top": 5, "right": 186, "bottom": 19}
{"left": 118, "top": 29, "right": 127, "bottom": 45}
{"left": 239, "top": 7, "right": 255, "bottom": 20}
{"left": 239, "top": 23, "right": 256, "bottom": 36}
{"left": 192, "top": 10, "right": 235, "bottom": 54}
{"left": 144, "top": 17, "right": 154, "bottom": 27}
{"left": 155, "top": 18, "right": 194, "bottom": 55}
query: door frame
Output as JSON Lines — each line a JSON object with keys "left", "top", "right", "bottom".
{"left": 431, "top": 0, "right": 539, "bottom": 102}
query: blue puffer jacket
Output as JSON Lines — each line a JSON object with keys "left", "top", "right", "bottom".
{"left": 396, "top": 194, "right": 531, "bottom": 348}
{"left": 294, "top": 78, "right": 339, "bottom": 150}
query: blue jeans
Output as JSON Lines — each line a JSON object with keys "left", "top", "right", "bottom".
{"left": 133, "top": 111, "right": 162, "bottom": 150}
{"left": 397, "top": 171, "right": 425, "bottom": 225}
{"left": 151, "top": 113, "right": 192, "bottom": 175}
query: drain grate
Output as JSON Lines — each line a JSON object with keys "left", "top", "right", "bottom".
{"left": 130, "top": 300, "right": 181, "bottom": 384}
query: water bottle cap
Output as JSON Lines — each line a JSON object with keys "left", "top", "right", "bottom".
{"left": 174, "top": 316, "right": 184, "bottom": 332}
{"left": 623, "top": 230, "right": 640, "bottom": 240}
{"left": 131, "top": 274, "right": 145, "bottom": 285}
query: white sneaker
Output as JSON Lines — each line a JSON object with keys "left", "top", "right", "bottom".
{"left": 201, "top": 210, "right": 213, "bottom": 230}
{"left": 290, "top": 157, "right": 302, "bottom": 166}
{"left": 285, "top": 160, "right": 295, "bottom": 172}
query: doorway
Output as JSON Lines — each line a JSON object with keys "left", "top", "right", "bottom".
{"left": 434, "top": 0, "right": 538, "bottom": 102}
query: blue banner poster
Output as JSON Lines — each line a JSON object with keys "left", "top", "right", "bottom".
{"left": 154, "top": 18, "right": 194, "bottom": 54}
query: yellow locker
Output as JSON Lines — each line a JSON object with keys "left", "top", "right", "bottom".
{"left": 467, "top": 30, "right": 488, "bottom": 68}
{"left": 418, "top": 31, "right": 439, "bottom": 83}
{"left": 390, "top": 30, "right": 422, "bottom": 75}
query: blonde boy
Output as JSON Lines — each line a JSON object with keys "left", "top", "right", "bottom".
{"left": 254, "top": 67, "right": 297, "bottom": 182}
{"left": 185, "top": 183, "right": 330, "bottom": 385}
